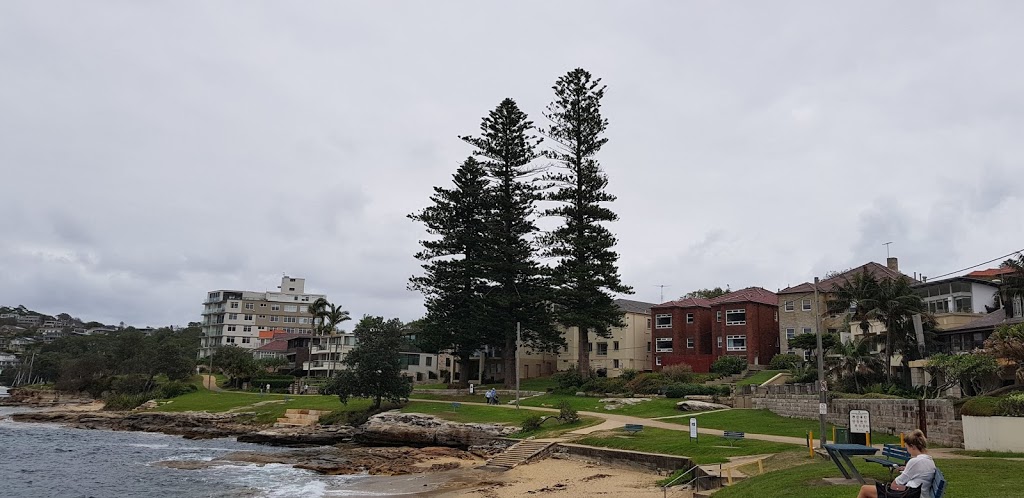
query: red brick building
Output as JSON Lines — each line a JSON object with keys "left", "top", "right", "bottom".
{"left": 652, "top": 287, "right": 779, "bottom": 372}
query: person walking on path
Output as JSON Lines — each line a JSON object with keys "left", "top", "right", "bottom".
{"left": 485, "top": 388, "right": 497, "bottom": 405}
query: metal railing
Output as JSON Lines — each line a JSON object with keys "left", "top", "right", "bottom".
{"left": 662, "top": 465, "right": 701, "bottom": 498}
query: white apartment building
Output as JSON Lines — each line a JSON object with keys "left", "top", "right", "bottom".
{"left": 199, "top": 276, "right": 326, "bottom": 357}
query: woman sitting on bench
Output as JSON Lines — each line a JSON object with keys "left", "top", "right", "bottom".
{"left": 856, "top": 430, "right": 935, "bottom": 498}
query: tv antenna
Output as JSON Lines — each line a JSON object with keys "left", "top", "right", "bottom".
{"left": 883, "top": 242, "right": 893, "bottom": 258}
{"left": 654, "top": 284, "right": 671, "bottom": 302}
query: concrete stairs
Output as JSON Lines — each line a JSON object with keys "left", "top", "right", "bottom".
{"left": 485, "top": 440, "right": 555, "bottom": 470}
{"left": 274, "top": 408, "right": 332, "bottom": 427}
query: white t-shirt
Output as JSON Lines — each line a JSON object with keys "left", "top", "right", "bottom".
{"left": 894, "top": 454, "right": 935, "bottom": 497}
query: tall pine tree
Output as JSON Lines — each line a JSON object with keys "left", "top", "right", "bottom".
{"left": 542, "top": 68, "right": 632, "bottom": 379}
{"left": 462, "top": 98, "right": 559, "bottom": 387}
{"left": 409, "top": 157, "right": 491, "bottom": 386}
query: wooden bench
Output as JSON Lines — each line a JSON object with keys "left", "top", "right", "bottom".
{"left": 723, "top": 431, "right": 745, "bottom": 446}
{"left": 624, "top": 424, "right": 644, "bottom": 434}
{"left": 863, "top": 444, "right": 911, "bottom": 477}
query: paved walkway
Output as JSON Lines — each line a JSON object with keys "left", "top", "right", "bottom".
{"left": 410, "top": 398, "right": 815, "bottom": 447}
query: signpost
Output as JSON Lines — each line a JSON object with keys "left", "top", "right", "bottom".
{"left": 689, "top": 418, "right": 698, "bottom": 443}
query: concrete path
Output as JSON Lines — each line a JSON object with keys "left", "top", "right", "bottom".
{"left": 200, "top": 375, "right": 223, "bottom": 391}
{"left": 409, "top": 398, "right": 815, "bottom": 447}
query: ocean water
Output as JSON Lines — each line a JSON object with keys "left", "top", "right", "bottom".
{"left": 0, "top": 406, "right": 425, "bottom": 498}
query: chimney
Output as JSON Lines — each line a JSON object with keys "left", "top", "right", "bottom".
{"left": 887, "top": 257, "right": 899, "bottom": 273}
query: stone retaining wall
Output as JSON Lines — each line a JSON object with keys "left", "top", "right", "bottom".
{"left": 752, "top": 393, "right": 963, "bottom": 447}
{"left": 414, "top": 389, "right": 546, "bottom": 397}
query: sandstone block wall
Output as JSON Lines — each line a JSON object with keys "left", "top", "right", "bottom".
{"left": 753, "top": 393, "right": 963, "bottom": 447}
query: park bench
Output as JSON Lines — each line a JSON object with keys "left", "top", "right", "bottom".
{"left": 863, "top": 444, "right": 911, "bottom": 477}
{"left": 723, "top": 431, "right": 745, "bottom": 446}
{"left": 931, "top": 467, "right": 946, "bottom": 498}
{"left": 624, "top": 424, "right": 644, "bottom": 434}
{"left": 451, "top": 402, "right": 461, "bottom": 411}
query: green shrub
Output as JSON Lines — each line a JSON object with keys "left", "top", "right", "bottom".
{"left": 341, "top": 403, "right": 403, "bottom": 427}
{"left": 559, "top": 400, "right": 579, "bottom": 423}
{"left": 103, "top": 393, "right": 152, "bottom": 411}
{"left": 663, "top": 383, "right": 731, "bottom": 398}
{"left": 619, "top": 369, "right": 639, "bottom": 381}
{"left": 553, "top": 369, "right": 585, "bottom": 389}
{"left": 159, "top": 380, "right": 197, "bottom": 399}
{"left": 521, "top": 414, "right": 544, "bottom": 431}
{"left": 769, "top": 354, "right": 802, "bottom": 370}
{"left": 318, "top": 409, "right": 348, "bottom": 426}
{"left": 997, "top": 393, "right": 1024, "bottom": 417}
{"left": 110, "top": 375, "right": 154, "bottom": 395}
{"left": 710, "top": 356, "right": 746, "bottom": 376}
{"left": 626, "top": 373, "right": 669, "bottom": 395}
{"left": 961, "top": 396, "right": 1002, "bottom": 417}
{"left": 661, "top": 364, "right": 695, "bottom": 384}
{"left": 252, "top": 377, "right": 295, "bottom": 391}
{"left": 580, "top": 377, "right": 629, "bottom": 394}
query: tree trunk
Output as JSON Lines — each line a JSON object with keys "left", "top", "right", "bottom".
{"left": 900, "top": 357, "right": 912, "bottom": 389}
{"left": 503, "top": 335, "right": 516, "bottom": 388}
{"left": 374, "top": 394, "right": 381, "bottom": 410}
{"left": 458, "top": 357, "right": 473, "bottom": 388}
{"left": 577, "top": 328, "right": 590, "bottom": 379}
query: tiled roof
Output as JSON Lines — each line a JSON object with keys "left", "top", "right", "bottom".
{"left": 710, "top": 287, "right": 778, "bottom": 306}
{"left": 652, "top": 297, "right": 712, "bottom": 309}
{"left": 941, "top": 310, "right": 1024, "bottom": 333}
{"left": 778, "top": 262, "right": 915, "bottom": 294}
{"left": 966, "top": 267, "right": 1016, "bottom": 279}
{"left": 256, "top": 339, "right": 289, "bottom": 352}
{"left": 614, "top": 298, "right": 658, "bottom": 314}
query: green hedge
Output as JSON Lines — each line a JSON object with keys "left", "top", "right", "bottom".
{"left": 961, "top": 396, "right": 1002, "bottom": 417}
{"left": 711, "top": 356, "right": 746, "bottom": 376}
{"left": 664, "top": 383, "right": 731, "bottom": 398}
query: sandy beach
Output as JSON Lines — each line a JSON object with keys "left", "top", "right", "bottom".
{"left": 433, "top": 454, "right": 687, "bottom": 498}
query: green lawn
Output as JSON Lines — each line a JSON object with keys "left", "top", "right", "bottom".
{"left": 576, "top": 427, "right": 798, "bottom": 464}
{"left": 518, "top": 393, "right": 684, "bottom": 418}
{"left": 952, "top": 449, "right": 1024, "bottom": 458}
{"left": 151, "top": 388, "right": 371, "bottom": 423}
{"left": 400, "top": 400, "right": 600, "bottom": 438}
{"left": 665, "top": 409, "right": 899, "bottom": 444}
{"left": 716, "top": 456, "right": 1017, "bottom": 498}
{"left": 736, "top": 370, "right": 784, "bottom": 386}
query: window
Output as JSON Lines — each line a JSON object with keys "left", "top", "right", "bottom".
{"left": 716, "top": 311, "right": 721, "bottom": 322}
{"left": 655, "top": 337, "right": 673, "bottom": 352}
{"left": 284, "top": 316, "right": 297, "bottom": 323}
{"left": 954, "top": 296, "right": 972, "bottom": 313}
{"left": 647, "top": 342, "right": 651, "bottom": 352}
{"left": 597, "top": 343, "right": 608, "bottom": 356}
{"left": 686, "top": 337, "right": 694, "bottom": 348}
{"left": 284, "top": 305, "right": 298, "bottom": 312}
{"left": 786, "top": 328, "right": 796, "bottom": 340}
{"left": 271, "top": 304, "right": 281, "bottom": 311}
{"left": 244, "top": 303, "right": 254, "bottom": 310}
{"left": 445, "top": 357, "right": 451, "bottom": 367}
{"left": 243, "top": 326, "right": 252, "bottom": 332}
{"left": 244, "top": 314, "right": 253, "bottom": 321}
{"left": 241, "top": 337, "right": 251, "bottom": 344}
{"left": 230, "top": 302, "right": 239, "bottom": 309}
{"left": 228, "top": 313, "right": 238, "bottom": 320}
{"left": 426, "top": 357, "right": 432, "bottom": 366}
{"left": 646, "top": 318, "right": 651, "bottom": 329}
{"left": 725, "top": 309, "right": 746, "bottom": 325}
{"left": 717, "top": 336, "right": 723, "bottom": 349}
{"left": 269, "top": 316, "right": 279, "bottom": 322}
{"left": 227, "top": 325, "right": 236, "bottom": 332}
{"left": 260, "top": 303, "right": 267, "bottom": 308}
{"left": 613, "top": 341, "right": 619, "bottom": 351}
{"left": 686, "top": 313, "right": 694, "bottom": 324}
{"left": 802, "top": 299, "right": 812, "bottom": 311}
{"left": 726, "top": 335, "right": 747, "bottom": 351}
{"left": 613, "top": 359, "right": 620, "bottom": 368}
{"left": 225, "top": 336, "right": 235, "bottom": 343}
{"left": 655, "top": 356, "right": 662, "bottom": 366}
{"left": 655, "top": 314, "right": 672, "bottom": 329}
{"left": 775, "top": 311, "right": 778, "bottom": 321}
{"left": 258, "top": 315, "right": 266, "bottom": 319}
{"left": 785, "top": 301, "right": 795, "bottom": 312}
{"left": 588, "top": 343, "right": 593, "bottom": 352}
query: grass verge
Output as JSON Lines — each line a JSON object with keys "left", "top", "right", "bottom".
{"left": 952, "top": 449, "right": 1024, "bottom": 458}
{"left": 736, "top": 370, "right": 784, "bottom": 386}
{"left": 664, "top": 409, "right": 899, "bottom": 444}
{"left": 400, "top": 400, "right": 600, "bottom": 438}
{"left": 576, "top": 427, "right": 798, "bottom": 464}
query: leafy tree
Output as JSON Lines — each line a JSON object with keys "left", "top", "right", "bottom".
{"left": 789, "top": 332, "right": 839, "bottom": 353}
{"left": 211, "top": 346, "right": 262, "bottom": 387}
{"left": 409, "top": 157, "right": 492, "bottom": 386}
{"left": 985, "top": 322, "right": 1024, "bottom": 383}
{"left": 1001, "top": 254, "right": 1024, "bottom": 316}
{"left": 769, "top": 353, "right": 803, "bottom": 370}
{"left": 681, "top": 287, "right": 730, "bottom": 300}
{"left": 327, "top": 315, "right": 412, "bottom": 409}
{"left": 541, "top": 68, "right": 632, "bottom": 379}
{"left": 926, "top": 352, "right": 999, "bottom": 397}
{"left": 462, "top": 98, "right": 559, "bottom": 387}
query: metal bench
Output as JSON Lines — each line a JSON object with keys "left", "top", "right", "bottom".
{"left": 624, "top": 424, "right": 644, "bottom": 434}
{"left": 451, "top": 402, "right": 461, "bottom": 410}
{"left": 931, "top": 467, "right": 946, "bottom": 498}
{"left": 723, "top": 431, "right": 745, "bottom": 446}
{"left": 863, "top": 444, "right": 911, "bottom": 477}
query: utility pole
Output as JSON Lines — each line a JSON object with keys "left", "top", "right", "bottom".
{"left": 813, "top": 277, "right": 826, "bottom": 449}
{"left": 515, "top": 322, "right": 521, "bottom": 409}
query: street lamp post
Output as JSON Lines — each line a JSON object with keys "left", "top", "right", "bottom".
{"left": 814, "top": 277, "right": 826, "bottom": 449}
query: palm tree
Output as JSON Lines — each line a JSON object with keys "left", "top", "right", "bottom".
{"left": 322, "top": 303, "right": 351, "bottom": 378}
{"left": 827, "top": 270, "right": 880, "bottom": 336}
{"left": 307, "top": 297, "right": 329, "bottom": 335}
{"left": 827, "top": 337, "right": 884, "bottom": 393}
{"left": 1001, "top": 254, "right": 1024, "bottom": 317}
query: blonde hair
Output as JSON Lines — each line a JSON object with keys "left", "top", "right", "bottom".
{"left": 905, "top": 429, "right": 928, "bottom": 451}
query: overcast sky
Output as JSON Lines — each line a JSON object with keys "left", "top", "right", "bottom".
{"left": 2, "top": 2, "right": 1023, "bottom": 327}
